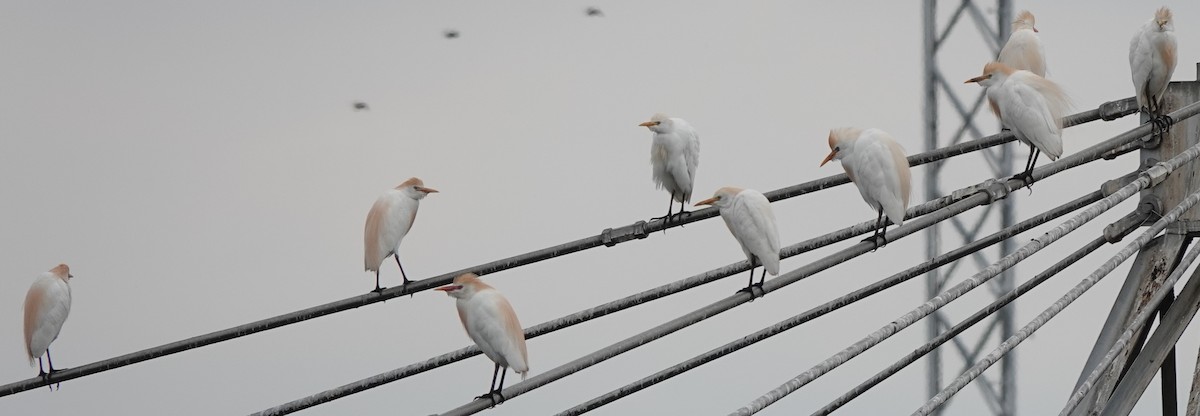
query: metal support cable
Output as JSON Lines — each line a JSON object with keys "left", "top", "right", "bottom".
{"left": 916, "top": 186, "right": 1200, "bottom": 416}
{"left": 729, "top": 99, "right": 1200, "bottom": 416}
{"left": 554, "top": 191, "right": 1102, "bottom": 416}
{"left": 1061, "top": 243, "right": 1200, "bottom": 414}
{"left": 816, "top": 234, "right": 1109, "bottom": 416}
{"left": 251, "top": 165, "right": 1010, "bottom": 416}
{"left": 1, "top": 102, "right": 1100, "bottom": 398}
{"left": 437, "top": 176, "right": 993, "bottom": 416}
{"left": 258, "top": 97, "right": 1156, "bottom": 415}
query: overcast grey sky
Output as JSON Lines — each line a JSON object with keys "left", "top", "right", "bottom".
{"left": 3, "top": 1, "right": 1200, "bottom": 415}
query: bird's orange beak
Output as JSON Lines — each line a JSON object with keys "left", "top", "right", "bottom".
{"left": 435, "top": 285, "right": 462, "bottom": 292}
{"left": 694, "top": 197, "right": 718, "bottom": 206}
{"left": 417, "top": 187, "right": 439, "bottom": 194}
{"left": 820, "top": 149, "right": 838, "bottom": 167}
{"left": 638, "top": 121, "right": 656, "bottom": 127}
{"left": 965, "top": 74, "right": 990, "bottom": 84}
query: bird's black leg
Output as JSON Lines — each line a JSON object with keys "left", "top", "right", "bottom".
{"left": 650, "top": 193, "right": 676, "bottom": 233}
{"left": 757, "top": 267, "right": 768, "bottom": 287}
{"left": 394, "top": 254, "right": 413, "bottom": 297}
{"left": 372, "top": 270, "right": 383, "bottom": 293}
{"left": 45, "top": 349, "right": 58, "bottom": 391}
{"left": 861, "top": 209, "right": 885, "bottom": 251}
{"left": 478, "top": 363, "right": 501, "bottom": 405}
{"left": 673, "top": 200, "right": 690, "bottom": 227}
{"left": 738, "top": 258, "right": 759, "bottom": 295}
{"left": 494, "top": 367, "right": 509, "bottom": 405}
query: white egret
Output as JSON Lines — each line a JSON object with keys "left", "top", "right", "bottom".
{"left": 1129, "top": 6, "right": 1177, "bottom": 131}
{"left": 640, "top": 113, "right": 700, "bottom": 227}
{"left": 437, "top": 273, "right": 529, "bottom": 405}
{"left": 24, "top": 263, "right": 73, "bottom": 390}
{"left": 966, "top": 62, "right": 1071, "bottom": 184}
{"left": 821, "top": 128, "right": 912, "bottom": 249}
{"left": 994, "top": 10, "right": 1047, "bottom": 117}
{"left": 364, "top": 177, "right": 438, "bottom": 293}
{"left": 695, "top": 187, "right": 780, "bottom": 291}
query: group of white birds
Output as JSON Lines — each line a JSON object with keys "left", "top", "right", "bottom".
{"left": 19, "top": 6, "right": 1182, "bottom": 408}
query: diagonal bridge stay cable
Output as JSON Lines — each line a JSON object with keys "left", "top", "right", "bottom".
{"left": 554, "top": 189, "right": 1103, "bottom": 415}
{"left": 0, "top": 97, "right": 1137, "bottom": 397}
{"left": 434, "top": 100, "right": 1159, "bottom": 416}
{"left": 731, "top": 99, "right": 1200, "bottom": 415}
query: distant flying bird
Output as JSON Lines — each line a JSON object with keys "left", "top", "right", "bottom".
{"left": 353, "top": 102, "right": 369, "bottom": 111}
{"left": 437, "top": 273, "right": 529, "bottom": 405}
{"left": 639, "top": 114, "right": 700, "bottom": 227}
{"left": 24, "top": 264, "right": 72, "bottom": 390}
{"left": 585, "top": 7, "right": 604, "bottom": 17}
{"left": 1129, "top": 6, "right": 1177, "bottom": 127}
{"left": 364, "top": 177, "right": 438, "bottom": 293}
{"left": 821, "top": 128, "right": 912, "bottom": 249}
{"left": 967, "top": 62, "right": 1070, "bottom": 185}
{"left": 444, "top": 29, "right": 460, "bottom": 39}
{"left": 994, "top": 10, "right": 1046, "bottom": 117}
{"left": 695, "top": 187, "right": 780, "bottom": 291}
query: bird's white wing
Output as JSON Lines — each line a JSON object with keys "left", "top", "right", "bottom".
{"left": 724, "top": 193, "right": 780, "bottom": 275}
{"left": 679, "top": 121, "right": 700, "bottom": 200}
{"left": 468, "top": 290, "right": 529, "bottom": 374}
{"left": 1002, "top": 82, "right": 1064, "bottom": 159}
{"left": 1129, "top": 27, "right": 1155, "bottom": 106}
{"left": 25, "top": 276, "right": 71, "bottom": 360}
{"left": 851, "top": 133, "right": 909, "bottom": 226}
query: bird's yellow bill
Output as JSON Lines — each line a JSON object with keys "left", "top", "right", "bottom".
{"left": 965, "top": 75, "right": 989, "bottom": 84}
{"left": 435, "top": 285, "right": 462, "bottom": 292}
{"left": 417, "top": 186, "right": 439, "bottom": 193}
{"left": 694, "top": 197, "right": 718, "bottom": 206}
{"left": 820, "top": 150, "right": 838, "bottom": 167}
{"left": 638, "top": 121, "right": 655, "bottom": 127}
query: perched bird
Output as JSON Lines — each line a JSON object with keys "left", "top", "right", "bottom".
{"left": 695, "top": 187, "right": 780, "bottom": 292}
{"left": 1129, "top": 6, "right": 1177, "bottom": 128}
{"left": 998, "top": 10, "right": 1046, "bottom": 77}
{"left": 966, "top": 62, "right": 1071, "bottom": 184}
{"left": 639, "top": 113, "right": 700, "bottom": 227}
{"left": 352, "top": 101, "right": 369, "bottom": 111}
{"left": 585, "top": 7, "right": 604, "bottom": 17}
{"left": 444, "top": 29, "right": 460, "bottom": 39}
{"left": 24, "top": 264, "right": 73, "bottom": 390}
{"left": 364, "top": 177, "right": 438, "bottom": 293}
{"left": 821, "top": 128, "right": 912, "bottom": 249}
{"left": 437, "top": 273, "right": 529, "bottom": 405}
{"left": 994, "top": 10, "right": 1046, "bottom": 117}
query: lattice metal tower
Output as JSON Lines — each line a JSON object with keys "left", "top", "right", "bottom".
{"left": 922, "top": 1, "right": 1015, "bottom": 415}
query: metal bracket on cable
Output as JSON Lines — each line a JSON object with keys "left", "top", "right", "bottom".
{"left": 1104, "top": 202, "right": 1156, "bottom": 243}
{"left": 1100, "top": 97, "right": 1138, "bottom": 121}
{"left": 600, "top": 221, "right": 650, "bottom": 248}
{"left": 1101, "top": 170, "right": 1142, "bottom": 197}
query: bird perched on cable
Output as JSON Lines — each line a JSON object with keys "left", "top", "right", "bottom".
{"left": 967, "top": 62, "right": 1071, "bottom": 186}
{"left": 364, "top": 177, "right": 438, "bottom": 293}
{"left": 821, "top": 128, "right": 911, "bottom": 250}
{"left": 24, "top": 263, "right": 73, "bottom": 390}
{"left": 993, "top": 10, "right": 1046, "bottom": 117}
{"left": 1129, "top": 6, "right": 1177, "bottom": 133}
{"left": 695, "top": 187, "right": 780, "bottom": 293}
{"left": 437, "top": 273, "right": 529, "bottom": 406}
{"left": 639, "top": 113, "right": 700, "bottom": 228}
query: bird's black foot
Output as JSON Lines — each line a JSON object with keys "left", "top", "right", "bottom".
{"left": 736, "top": 282, "right": 766, "bottom": 299}
{"left": 371, "top": 285, "right": 386, "bottom": 294}
{"left": 1152, "top": 114, "right": 1175, "bottom": 137}
{"left": 650, "top": 214, "right": 673, "bottom": 233}
{"left": 476, "top": 391, "right": 504, "bottom": 407}
{"left": 860, "top": 235, "right": 885, "bottom": 252}
{"left": 1010, "top": 171, "right": 1035, "bottom": 192}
